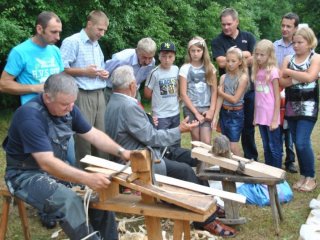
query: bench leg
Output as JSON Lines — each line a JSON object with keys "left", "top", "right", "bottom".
{"left": 274, "top": 188, "right": 283, "bottom": 221}
{"left": 173, "top": 220, "right": 190, "bottom": 240}
{"left": 16, "top": 198, "right": 31, "bottom": 240}
{"left": 0, "top": 196, "right": 11, "bottom": 240}
{"left": 222, "top": 181, "right": 239, "bottom": 219}
{"left": 145, "top": 216, "right": 162, "bottom": 240}
{"left": 268, "top": 186, "right": 280, "bottom": 235}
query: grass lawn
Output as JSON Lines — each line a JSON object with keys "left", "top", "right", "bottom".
{"left": 0, "top": 106, "right": 319, "bottom": 239}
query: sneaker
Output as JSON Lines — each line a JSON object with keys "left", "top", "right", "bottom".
{"left": 285, "top": 163, "right": 298, "bottom": 173}
{"left": 293, "top": 176, "right": 306, "bottom": 190}
{"left": 300, "top": 177, "right": 317, "bottom": 192}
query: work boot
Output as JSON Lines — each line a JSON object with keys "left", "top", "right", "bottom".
{"left": 285, "top": 163, "right": 298, "bottom": 173}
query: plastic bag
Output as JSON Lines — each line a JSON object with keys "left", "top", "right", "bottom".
{"left": 236, "top": 180, "right": 293, "bottom": 207}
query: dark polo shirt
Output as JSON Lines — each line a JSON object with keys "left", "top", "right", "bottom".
{"left": 211, "top": 29, "right": 256, "bottom": 76}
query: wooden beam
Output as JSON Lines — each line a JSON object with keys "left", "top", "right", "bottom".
{"left": 81, "top": 156, "right": 246, "bottom": 204}
{"left": 190, "top": 143, "right": 286, "bottom": 179}
{"left": 90, "top": 194, "right": 212, "bottom": 222}
{"left": 86, "top": 166, "right": 215, "bottom": 214}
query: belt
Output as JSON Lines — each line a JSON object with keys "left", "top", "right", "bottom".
{"left": 222, "top": 105, "right": 243, "bottom": 111}
{"left": 79, "top": 88, "right": 104, "bottom": 93}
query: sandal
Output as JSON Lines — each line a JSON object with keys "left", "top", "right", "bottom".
{"left": 215, "top": 205, "right": 226, "bottom": 218}
{"left": 203, "top": 219, "right": 237, "bottom": 238}
{"left": 300, "top": 177, "right": 317, "bottom": 192}
{"left": 293, "top": 176, "right": 306, "bottom": 190}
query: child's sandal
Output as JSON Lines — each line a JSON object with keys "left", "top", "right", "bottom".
{"left": 203, "top": 219, "right": 237, "bottom": 238}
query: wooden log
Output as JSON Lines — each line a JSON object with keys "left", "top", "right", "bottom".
{"left": 190, "top": 143, "right": 286, "bottom": 179}
{"left": 81, "top": 155, "right": 246, "bottom": 204}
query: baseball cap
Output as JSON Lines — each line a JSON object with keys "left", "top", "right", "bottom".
{"left": 160, "top": 42, "right": 176, "bottom": 52}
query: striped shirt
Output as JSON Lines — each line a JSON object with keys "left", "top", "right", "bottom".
{"left": 60, "top": 29, "right": 106, "bottom": 90}
{"left": 273, "top": 38, "right": 295, "bottom": 68}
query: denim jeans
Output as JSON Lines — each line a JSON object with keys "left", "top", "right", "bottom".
{"left": 5, "top": 170, "right": 118, "bottom": 240}
{"left": 287, "top": 119, "right": 316, "bottom": 177}
{"left": 258, "top": 125, "right": 282, "bottom": 168}
{"left": 241, "top": 90, "right": 258, "bottom": 160}
{"left": 280, "top": 127, "right": 295, "bottom": 166}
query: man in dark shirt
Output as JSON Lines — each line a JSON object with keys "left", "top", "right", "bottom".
{"left": 3, "top": 72, "right": 130, "bottom": 240}
{"left": 211, "top": 8, "right": 258, "bottom": 160}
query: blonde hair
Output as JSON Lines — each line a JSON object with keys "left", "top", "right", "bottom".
{"left": 251, "top": 39, "right": 278, "bottom": 83}
{"left": 185, "top": 36, "right": 216, "bottom": 85}
{"left": 226, "top": 46, "right": 248, "bottom": 76}
{"left": 293, "top": 27, "right": 318, "bottom": 50}
{"left": 225, "top": 47, "right": 248, "bottom": 89}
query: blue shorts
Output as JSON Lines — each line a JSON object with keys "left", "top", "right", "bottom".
{"left": 183, "top": 106, "right": 211, "bottom": 128}
{"left": 219, "top": 108, "right": 244, "bottom": 142}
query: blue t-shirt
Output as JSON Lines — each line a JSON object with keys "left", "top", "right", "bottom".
{"left": 4, "top": 95, "right": 91, "bottom": 164}
{"left": 4, "top": 39, "right": 64, "bottom": 104}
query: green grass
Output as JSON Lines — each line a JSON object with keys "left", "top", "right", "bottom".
{"left": 0, "top": 107, "right": 319, "bottom": 239}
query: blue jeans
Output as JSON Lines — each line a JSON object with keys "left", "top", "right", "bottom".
{"left": 258, "top": 125, "right": 282, "bottom": 168}
{"left": 280, "top": 127, "right": 295, "bottom": 166}
{"left": 287, "top": 119, "right": 316, "bottom": 177}
{"left": 241, "top": 91, "right": 258, "bottom": 160}
{"left": 5, "top": 170, "right": 118, "bottom": 240}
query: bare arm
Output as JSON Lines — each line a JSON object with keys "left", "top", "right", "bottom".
{"left": 179, "top": 75, "right": 205, "bottom": 123}
{"left": 243, "top": 51, "right": 253, "bottom": 66}
{"left": 270, "top": 78, "right": 280, "bottom": 131}
{"left": 218, "top": 74, "right": 248, "bottom": 104}
{"left": 279, "top": 56, "right": 293, "bottom": 88}
{"left": 0, "top": 71, "right": 44, "bottom": 94}
{"left": 79, "top": 127, "right": 131, "bottom": 161}
{"left": 282, "top": 54, "right": 320, "bottom": 83}
{"left": 33, "top": 151, "right": 111, "bottom": 191}
{"left": 143, "top": 86, "right": 153, "bottom": 100}
{"left": 212, "top": 75, "right": 225, "bottom": 130}
{"left": 204, "top": 72, "right": 218, "bottom": 121}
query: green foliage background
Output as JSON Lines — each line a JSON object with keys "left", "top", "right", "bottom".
{"left": 0, "top": 0, "right": 319, "bottom": 107}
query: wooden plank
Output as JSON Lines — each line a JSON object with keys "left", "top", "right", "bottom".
{"left": 86, "top": 166, "right": 215, "bottom": 214}
{"left": 191, "top": 146, "right": 286, "bottom": 179}
{"left": 90, "top": 194, "right": 212, "bottom": 222}
{"left": 81, "top": 155, "right": 246, "bottom": 204}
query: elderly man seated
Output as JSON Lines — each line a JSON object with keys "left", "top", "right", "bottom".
{"left": 104, "top": 65, "right": 237, "bottom": 238}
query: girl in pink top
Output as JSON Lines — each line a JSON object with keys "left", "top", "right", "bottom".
{"left": 252, "top": 39, "right": 281, "bottom": 168}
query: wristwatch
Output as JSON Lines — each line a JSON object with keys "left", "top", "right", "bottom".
{"left": 117, "top": 147, "right": 125, "bottom": 157}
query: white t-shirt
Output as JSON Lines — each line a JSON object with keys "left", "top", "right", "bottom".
{"left": 145, "top": 65, "right": 179, "bottom": 118}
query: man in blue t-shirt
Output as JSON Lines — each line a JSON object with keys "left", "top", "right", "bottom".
{"left": 0, "top": 11, "right": 64, "bottom": 105}
{"left": 3, "top": 73, "right": 130, "bottom": 240}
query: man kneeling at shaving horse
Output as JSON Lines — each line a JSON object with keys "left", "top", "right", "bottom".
{"left": 3, "top": 72, "right": 132, "bottom": 239}
{"left": 104, "top": 65, "right": 237, "bottom": 238}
